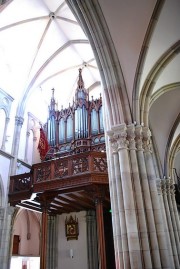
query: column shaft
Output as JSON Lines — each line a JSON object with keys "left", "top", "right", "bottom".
{"left": 113, "top": 151, "right": 129, "bottom": 268}
{"left": 46, "top": 215, "right": 57, "bottom": 269}
{"left": 113, "top": 124, "right": 143, "bottom": 269}
{"left": 144, "top": 148, "right": 170, "bottom": 268}
{"left": 136, "top": 125, "right": 162, "bottom": 268}
{"left": 95, "top": 199, "right": 107, "bottom": 269}
{"left": 128, "top": 124, "right": 152, "bottom": 268}
{"left": 40, "top": 209, "right": 48, "bottom": 269}
{"left": 86, "top": 210, "right": 98, "bottom": 269}
{"left": 162, "top": 180, "right": 179, "bottom": 268}
{"left": 157, "top": 180, "right": 175, "bottom": 268}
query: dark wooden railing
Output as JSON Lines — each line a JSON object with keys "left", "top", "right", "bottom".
{"left": 9, "top": 151, "right": 107, "bottom": 195}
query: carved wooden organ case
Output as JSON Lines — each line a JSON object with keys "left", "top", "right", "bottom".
{"left": 45, "top": 69, "right": 105, "bottom": 159}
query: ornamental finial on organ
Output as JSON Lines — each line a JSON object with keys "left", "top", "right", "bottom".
{"left": 78, "top": 68, "right": 84, "bottom": 89}
{"left": 75, "top": 68, "right": 88, "bottom": 103}
{"left": 50, "top": 88, "right": 56, "bottom": 111}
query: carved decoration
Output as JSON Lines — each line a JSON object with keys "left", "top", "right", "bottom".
{"left": 93, "top": 157, "right": 107, "bottom": 172}
{"left": 72, "top": 157, "right": 88, "bottom": 174}
{"left": 14, "top": 173, "right": 31, "bottom": 192}
{"left": 54, "top": 159, "right": 68, "bottom": 178}
{"left": 36, "top": 165, "right": 51, "bottom": 182}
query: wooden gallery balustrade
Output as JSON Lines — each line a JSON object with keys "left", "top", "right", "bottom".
{"left": 9, "top": 151, "right": 110, "bottom": 214}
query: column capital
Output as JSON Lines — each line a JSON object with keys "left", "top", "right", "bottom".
{"left": 142, "top": 127, "right": 152, "bottom": 152}
{"left": 135, "top": 125, "right": 143, "bottom": 151}
{"left": 161, "top": 180, "right": 167, "bottom": 196}
{"left": 156, "top": 178, "right": 162, "bottom": 195}
{"left": 169, "top": 178, "right": 175, "bottom": 196}
{"left": 15, "top": 116, "right": 24, "bottom": 126}
{"left": 127, "top": 124, "right": 136, "bottom": 150}
{"left": 165, "top": 179, "right": 171, "bottom": 195}
{"left": 5, "top": 117, "right": 10, "bottom": 123}
{"left": 111, "top": 124, "right": 128, "bottom": 150}
{"left": 33, "top": 136, "right": 37, "bottom": 142}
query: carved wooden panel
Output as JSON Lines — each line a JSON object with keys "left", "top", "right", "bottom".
{"left": 72, "top": 157, "right": 88, "bottom": 175}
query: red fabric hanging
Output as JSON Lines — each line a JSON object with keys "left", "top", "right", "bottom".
{"left": 37, "top": 128, "right": 49, "bottom": 160}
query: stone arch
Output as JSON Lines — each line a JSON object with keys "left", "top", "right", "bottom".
{"left": 166, "top": 127, "right": 180, "bottom": 180}
{"left": 132, "top": 0, "right": 165, "bottom": 123}
{"left": 149, "top": 84, "right": 180, "bottom": 177}
{"left": 139, "top": 40, "right": 180, "bottom": 126}
{"left": 11, "top": 208, "right": 41, "bottom": 256}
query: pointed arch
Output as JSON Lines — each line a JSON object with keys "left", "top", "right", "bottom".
{"left": 132, "top": 0, "right": 165, "bottom": 123}
{"left": 165, "top": 113, "right": 180, "bottom": 178}
{"left": 139, "top": 40, "right": 180, "bottom": 126}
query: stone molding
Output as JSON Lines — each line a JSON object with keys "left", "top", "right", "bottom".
{"left": 108, "top": 123, "right": 152, "bottom": 152}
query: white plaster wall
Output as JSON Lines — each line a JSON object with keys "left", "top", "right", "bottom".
{"left": 16, "top": 164, "right": 30, "bottom": 175}
{"left": 57, "top": 211, "right": 88, "bottom": 269}
{"left": 13, "top": 209, "right": 40, "bottom": 256}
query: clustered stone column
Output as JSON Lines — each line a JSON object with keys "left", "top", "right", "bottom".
{"left": 107, "top": 123, "right": 171, "bottom": 269}
{"left": 46, "top": 215, "right": 57, "bottom": 269}
{"left": 24, "top": 131, "right": 30, "bottom": 163}
{"left": 160, "top": 178, "right": 180, "bottom": 268}
{"left": 0, "top": 206, "right": 14, "bottom": 269}
{"left": 11, "top": 116, "right": 24, "bottom": 174}
{"left": 86, "top": 210, "right": 98, "bottom": 269}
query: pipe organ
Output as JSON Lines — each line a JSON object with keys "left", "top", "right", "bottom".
{"left": 45, "top": 69, "right": 105, "bottom": 159}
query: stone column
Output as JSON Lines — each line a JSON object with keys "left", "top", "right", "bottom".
{"left": 40, "top": 208, "right": 48, "bottom": 269}
{"left": 161, "top": 179, "right": 180, "bottom": 268}
{"left": 143, "top": 127, "right": 170, "bottom": 269}
{"left": 112, "top": 123, "right": 143, "bottom": 269}
{"left": 0, "top": 206, "right": 14, "bottom": 269}
{"left": 24, "top": 131, "right": 30, "bottom": 163}
{"left": 11, "top": 116, "right": 24, "bottom": 174}
{"left": 46, "top": 215, "right": 57, "bottom": 269}
{"left": 1, "top": 117, "right": 10, "bottom": 151}
{"left": 157, "top": 179, "right": 175, "bottom": 269}
{"left": 170, "top": 179, "right": 180, "bottom": 241}
{"left": 95, "top": 197, "right": 107, "bottom": 269}
{"left": 86, "top": 210, "right": 98, "bottom": 269}
{"left": 0, "top": 207, "right": 4, "bottom": 245}
{"left": 32, "top": 136, "right": 38, "bottom": 164}
{"left": 167, "top": 179, "right": 180, "bottom": 262}
{"left": 127, "top": 124, "right": 152, "bottom": 269}
{"left": 114, "top": 144, "right": 130, "bottom": 268}
{"left": 135, "top": 125, "right": 162, "bottom": 268}
{"left": 106, "top": 142, "right": 121, "bottom": 269}
{"left": 108, "top": 130, "right": 129, "bottom": 269}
